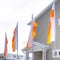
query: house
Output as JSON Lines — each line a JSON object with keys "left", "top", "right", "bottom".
{"left": 22, "top": 0, "right": 60, "bottom": 60}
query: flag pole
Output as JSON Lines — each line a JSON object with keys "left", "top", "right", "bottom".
{"left": 3, "top": 32, "right": 8, "bottom": 59}
{"left": 16, "top": 22, "right": 18, "bottom": 60}
{"left": 17, "top": 22, "right": 18, "bottom": 60}
{"left": 54, "top": 0, "right": 56, "bottom": 50}
{"left": 32, "top": 14, "right": 33, "bottom": 53}
{"left": 53, "top": 1, "right": 57, "bottom": 60}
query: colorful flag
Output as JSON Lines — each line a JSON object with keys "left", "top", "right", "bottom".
{"left": 32, "top": 20, "right": 37, "bottom": 39}
{"left": 3, "top": 32, "right": 8, "bottom": 58}
{"left": 26, "top": 15, "right": 37, "bottom": 48}
{"left": 47, "top": 3, "right": 55, "bottom": 44}
{"left": 12, "top": 23, "right": 18, "bottom": 52}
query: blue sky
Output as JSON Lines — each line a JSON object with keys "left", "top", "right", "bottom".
{"left": 0, "top": 0, "right": 53, "bottom": 55}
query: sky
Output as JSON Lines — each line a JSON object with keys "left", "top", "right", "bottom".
{"left": 0, "top": 0, "right": 53, "bottom": 55}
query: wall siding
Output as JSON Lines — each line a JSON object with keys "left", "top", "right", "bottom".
{"left": 34, "top": 0, "right": 60, "bottom": 60}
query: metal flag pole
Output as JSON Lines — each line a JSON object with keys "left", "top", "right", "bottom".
{"left": 32, "top": 14, "right": 35, "bottom": 60}
{"left": 17, "top": 22, "right": 18, "bottom": 60}
{"left": 54, "top": 0, "right": 56, "bottom": 50}
{"left": 53, "top": 1, "right": 56, "bottom": 60}
{"left": 32, "top": 14, "right": 33, "bottom": 53}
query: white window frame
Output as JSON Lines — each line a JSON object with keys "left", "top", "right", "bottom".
{"left": 52, "top": 49, "right": 60, "bottom": 58}
{"left": 58, "top": 19, "right": 60, "bottom": 25}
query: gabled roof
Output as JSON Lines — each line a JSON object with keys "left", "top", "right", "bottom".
{"left": 35, "top": 0, "right": 58, "bottom": 20}
{"left": 27, "top": 0, "right": 58, "bottom": 25}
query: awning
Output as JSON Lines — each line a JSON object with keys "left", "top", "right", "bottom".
{"left": 22, "top": 41, "right": 49, "bottom": 53}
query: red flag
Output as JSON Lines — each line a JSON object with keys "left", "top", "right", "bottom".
{"left": 12, "top": 23, "right": 18, "bottom": 52}
{"left": 3, "top": 32, "right": 8, "bottom": 58}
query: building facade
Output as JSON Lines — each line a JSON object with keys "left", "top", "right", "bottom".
{"left": 22, "top": 0, "right": 60, "bottom": 60}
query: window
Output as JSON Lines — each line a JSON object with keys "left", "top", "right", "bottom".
{"left": 54, "top": 51, "right": 57, "bottom": 56}
{"left": 52, "top": 50, "right": 57, "bottom": 58}
{"left": 52, "top": 49, "right": 60, "bottom": 58}
{"left": 59, "top": 51, "right": 60, "bottom": 55}
{"left": 58, "top": 19, "right": 60, "bottom": 25}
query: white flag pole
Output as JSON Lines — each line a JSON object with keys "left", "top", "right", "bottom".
{"left": 32, "top": 14, "right": 34, "bottom": 53}
{"left": 53, "top": 0, "right": 56, "bottom": 50}
{"left": 17, "top": 23, "right": 18, "bottom": 60}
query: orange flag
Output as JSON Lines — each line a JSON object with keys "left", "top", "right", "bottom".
{"left": 32, "top": 20, "right": 37, "bottom": 39}
{"left": 3, "top": 32, "right": 8, "bottom": 58}
{"left": 12, "top": 23, "right": 18, "bottom": 52}
{"left": 47, "top": 3, "right": 55, "bottom": 44}
{"left": 26, "top": 15, "right": 37, "bottom": 48}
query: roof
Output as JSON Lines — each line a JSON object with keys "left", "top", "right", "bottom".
{"left": 22, "top": 0, "right": 59, "bottom": 53}
{"left": 27, "top": 0, "right": 58, "bottom": 25}
{"left": 22, "top": 41, "right": 49, "bottom": 53}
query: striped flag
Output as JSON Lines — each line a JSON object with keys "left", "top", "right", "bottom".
{"left": 3, "top": 32, "right": 8, "bottom": 58}
{"left": 47, "top": 3, "right": 55, "bottom": 44}
{"left": 26, "top": 15, "right": 37, "bottom": 48}
{"left": 12, "top": 23, "right": 18, "bottom": 52}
